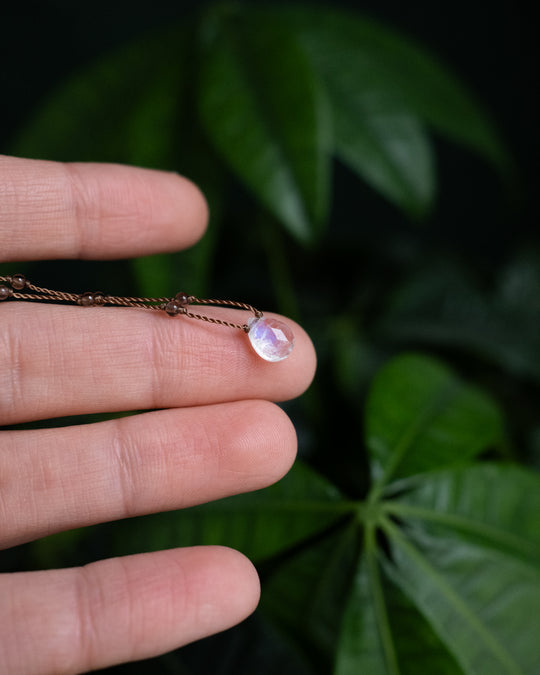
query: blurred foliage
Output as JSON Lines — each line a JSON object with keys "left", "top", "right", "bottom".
{"left": 13, "top": 3, "right": 511, "bottom": 243}
{"left": 2, "top": 1, "right": 540, "bottom": 674}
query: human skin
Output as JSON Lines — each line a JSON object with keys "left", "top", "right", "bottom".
{"left": 0, "top": 155, "right": 317, "bottom": 674}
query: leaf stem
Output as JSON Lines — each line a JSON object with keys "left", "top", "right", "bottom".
{"left": 364, "top": 524, "right": 401, "bottom": 675}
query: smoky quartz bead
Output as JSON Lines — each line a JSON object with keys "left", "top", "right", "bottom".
{"left": 0, "top": 284, "right": 13, "bottom": 300}
{"left": 164, "top": 292, "right": 189, "bottom": 316}
{"left": 11, "top": 274, "right": 26, "bottom": 290}
{"left": 78, "top": 292, "right": 105, "bottom": 307}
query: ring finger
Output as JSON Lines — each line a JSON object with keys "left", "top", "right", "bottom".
{"left": 0, "top": 399, "right": 296, "bottom": 548}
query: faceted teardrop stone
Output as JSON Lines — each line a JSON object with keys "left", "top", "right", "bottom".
{"left": 247, "top": 316, "right": 294, "bottom": 362}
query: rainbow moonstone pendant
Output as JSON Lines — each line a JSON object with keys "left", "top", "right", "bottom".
{"left": 247, "top": 316, "right": 295, "bottom": 362}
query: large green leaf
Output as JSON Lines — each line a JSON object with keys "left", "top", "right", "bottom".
{"left": 197, "top": 6, "right": 331, "bottom": 242}
{"left": 132, "top": 236, "right": 216, "bottom": 300}
{"left": 336, "top": 529, "right": 398, "bottom": 675}
{"left": 278, "top": 5, "right": 511, "bottom": 175}
{"left": 377, "top": 255, "right": 540, "bottom": 384}
{"left": 335, "top": 530, "right": 463, "bottom": 675}
{"left": 387, "top": 463, "right": 540, "bottom": 570}
{"left": 365, "top": 353, "right": 505, "bottom": 488}
{"left": 333, "top": 102, "right": 435, "bottom": 219}
{"left": 282, "top": 9, "right": 436, "bottom": 218}
{"left": 28, "top": 461, "right": 346, "bottom": 570}
{"left": 262, "top": 523, "right": 360, "bottom": 673}
{"left": 381, "top": 464, "right": 540, "bottom": 675}
{"left": 338, "top": 357, "right": 540, "bottom": 675}
{"left": 167, "top": 611, "right": 314, "bottom": 675}
{"left": 102, "top": 461, "right": 347, "bottom": 563}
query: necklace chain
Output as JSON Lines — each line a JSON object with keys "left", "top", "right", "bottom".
{"left": 0, "top": 274, "right": 263, "bottom": 333}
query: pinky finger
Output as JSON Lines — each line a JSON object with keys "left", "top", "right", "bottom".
{"left": 0, "top": 547, "right": 259, "bottom": 675}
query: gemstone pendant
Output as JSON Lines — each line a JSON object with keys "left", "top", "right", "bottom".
{"left": 247, "top": 316, "right": 295, "bottom": 362}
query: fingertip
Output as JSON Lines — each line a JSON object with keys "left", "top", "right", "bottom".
{"left": 231, "top": 400, "right": 298, "bottom": 487}
{"left": 65, "top": 163, "right": 210, "bottom": 257}
{"left": 199, "top": 545, "right": 261, "bottom": 622}
{"left": 158, "top": 171, "right": 209, "bottom": 250}
{"left": 166, "top": 546, "right": 260, "bottom": 645}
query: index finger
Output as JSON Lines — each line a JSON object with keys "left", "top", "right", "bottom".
{"left": 0, "top": 155, "right": 208, "bottom": 261}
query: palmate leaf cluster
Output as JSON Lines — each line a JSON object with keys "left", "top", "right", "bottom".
{"left": 4, "top": 2, "right": 540, "bottom": 674}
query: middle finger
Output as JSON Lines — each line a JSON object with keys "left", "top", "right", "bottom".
{"left": 0, "top": 399, "right": 296, "bottom": 548}
{"left": 0, "top": 304, "right": 315, "bottom": 425}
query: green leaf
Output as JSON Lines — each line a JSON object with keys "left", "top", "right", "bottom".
{"left": 132, "top": 254, "right": 177, "bottom": 298}
{"left": 335, "top": 530, "right": 463, "bottom": 675}
{"left": 378, "top": 255, "right": 540, "bottom": 384}
{"left": 197, "top": 6, "right": 331, "bottom": 242}
{"left": 279, "top": 6, "right": 511, "bottom": 175}
{"left": 333, "top": 103, "right": 435, "bottom": 219}
{"left": 337, "top": 357, "right": 540, "bottom": 675}
{"left": 380, "top": 464, "right": 540, "bottom": 675}
{"left": 387, "top": 463, "right": 540, "bottom": 569}
{"left": 366, "top": 354, "right": 505, "bottom": 488}
{"left": 336, "top": 528, "right": 399, "bottom": 675}
{"left": 12, "top": 28, "right": 187, "bottom": 167}
{"left": 132, "top": 225, "right": 218, "bottom": 299}
{"left": 29, "top": 527, "right": 89, "bottom": 570}
{"left": 105, "top": 461, "right": 347, "bottom": 562}
{"left": 332, "top": 317, "right": 379, "bottom": 401}
{"left": 262, "top": 523, "right": 360, "bottom": 672}
{"left": 382, "top": 464, "right": 540, "bottom": 675}
{"left": 283, "top": 8, "right": 436, "bottom": 218}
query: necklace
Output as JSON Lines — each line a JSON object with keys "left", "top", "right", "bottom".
{"left": 0, "top": 273, "right": 294, "bottom": 362}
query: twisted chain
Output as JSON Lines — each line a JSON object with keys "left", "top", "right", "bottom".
{"left": 0, "top": 274, "right": 263, "bottom": 332}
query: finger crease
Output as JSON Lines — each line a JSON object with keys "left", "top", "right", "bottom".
{"left": 63, "top": 163, "right": 94, "bottom": 259}
{"left": 111, "top": 418, "right": 142, "bottom": 518}
{"left": 73, "top": 565, "right": 102, "bottom": 672}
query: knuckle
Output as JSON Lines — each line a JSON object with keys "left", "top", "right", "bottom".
{"left": 62, "top": 162, "right": 95, "bottom": 258}
{"left": 71, "top": 561, "right": 132, "bottom": 672}
{"left": 110, "top": 417, "right": 145, "bottom": 518}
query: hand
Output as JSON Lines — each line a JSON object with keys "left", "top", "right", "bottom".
{"left": 0, "top": 155, "right": 316, "bottom": 674}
